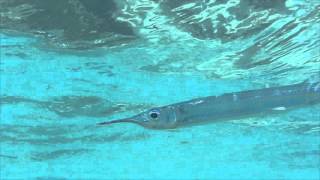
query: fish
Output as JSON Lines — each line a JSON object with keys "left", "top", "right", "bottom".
{"left": 97, "top": 81, "right": 320, "bottom": 129}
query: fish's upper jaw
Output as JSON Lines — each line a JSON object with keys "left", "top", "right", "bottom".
{"left": 97, "top": 118, "right": 144, "bottom": 127}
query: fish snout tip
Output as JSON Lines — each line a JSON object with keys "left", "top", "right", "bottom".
{"left": 96, "top": 121, "right": 111, "bottom": 126}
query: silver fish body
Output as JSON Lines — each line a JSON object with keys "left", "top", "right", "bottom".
{"left": 98, "top": 81, "right": 320, "bottom": 129}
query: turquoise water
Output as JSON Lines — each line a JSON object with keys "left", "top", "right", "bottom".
{"left": 1, "top": 1, "right": 320, "bottom": 179}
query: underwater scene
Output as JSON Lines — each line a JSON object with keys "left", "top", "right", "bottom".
{"left": 0, "top": 0, "right": 320, "bottom": 179}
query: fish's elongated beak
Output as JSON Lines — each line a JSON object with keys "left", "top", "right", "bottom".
{"left": 97, "top": 118, "right": 140, "bottom": 126}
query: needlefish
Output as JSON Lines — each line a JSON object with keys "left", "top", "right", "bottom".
{"left": 98, "top": 81, "right": 320, "bottom": 129}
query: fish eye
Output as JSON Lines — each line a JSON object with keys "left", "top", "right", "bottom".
{"left": 149, "top": 110, "right": 160, "bottom": 119}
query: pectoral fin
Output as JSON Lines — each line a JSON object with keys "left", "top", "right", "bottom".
{"left": 272, "top": 106, "right": 286, "bottom": 111}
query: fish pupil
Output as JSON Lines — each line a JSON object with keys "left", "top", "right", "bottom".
{"left": 150, "top": 112, "right": 158, "bottom": 119}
